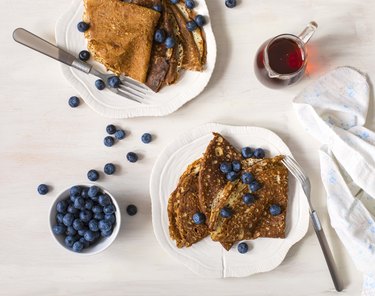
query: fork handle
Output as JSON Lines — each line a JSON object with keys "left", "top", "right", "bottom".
{"left": 311, "top": 210, "right": 343, "bottom": 292}
{"left": 12, "top": 28, "right": 91, "bottom": 73}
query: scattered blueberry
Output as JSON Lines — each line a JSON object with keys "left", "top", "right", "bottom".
{"left": 92, "top": 205, "right": 103, "bottom": 214}
{"left": 95, "top": 79, "right": 105, "bottom": 90}
{"left": 103, "top": 204, "right": 116, "bottom": 215}
{"left": 192, "top": 212, "right": 206, "bottom": 225}
{"left": 220, "top": 207, "right": 233, "bottom": 218}
{"left": 185, "top": 0, "right": 195, "bottom": 9}
{"left": 56, "top": 200, "right": 68, "bottom": 214}
{"left": 241, "top": 172, "right": 254, "bottom": 184}
{"left": 73, "top": 219, "right": 85, "bottom": 231}
{"left": 220, "top": 162, "right": 232, "bottom": 174}
{"left": 88, "top": 186, "right": 99, "bottom": 198}
{"left": 101, "top": 229, "right": 113, "bottom": 238}
{"left": 37, "top": 184, "right": 49, "bottom": 195}
{"left": 83, "top": 230, "right": 96, "bottom": 242}
{"left": 66, "top": 226, "right": 77, "bottom": 236}
{"left": 68, "top": 96, "right": 80, "bottom": 108}
{"left": 99, "top": 194, "right": 111, "bottom": 207}
{"left": 52, "top": 225, "right": 66, "bottom": 235}
{"left": 153, "top": 4, "right": 162, "bottom": 12}
{"left": 77, "top": 21, "right": 89, "bottom": 32}
{"left": 104, "top": 136, "right": 115, "bottom": 147}
{"left": 253, "top": 148, "right": 265, "bottom": 159}
{"left": 126, "top": 204, "right": 137, "bottom": 216}
{"left": 242, "top": 193, "right": 256, "bottom": 205}
{"left": 63, "top": 213, "right": 75, "bottom": 227}
{"left": 249, "top": 180, "right": 262, "bottom": 192}
{"left": 154, "top": 29, "right": 166, "bottom": 43}
{"left": 98, "top": 220, "right": 112, "bottom": 232}
{"left": 115, "top": 129, "right": 126, "bottom": 140}
{"left": 195, "top": 15, "right": 206, "bottom": 27}
{"left": 105, "top": 214, "right": 116, "bottom": 224}
{"left": 65, "top": 235, "right": 76, "bottom": 248}
{"left": 89, "top": 219, "right": 99, "bottom": 232}
{"left": 108, "top": 76, "right": 120, "bottom": 88}
{"left": 165, "top": 37, "right": 175, "bottom": 49}
{"left": 74, "top": 197, "right": 85, "bottom": 210}
{"left": 104, "top": 163, "right": 116, "bottom": 175}
{"left": 237, "top": 242, "right": 249, "bottom": 254}
{"left": 80, "top": 210, "right": 93, "bottom": 223}
{"left": 126, "top": 152, "right": 138, "bottom": 163}
{"left": 270, "top": 204, "right": 282, "bottom": 216}
{"left": 186, "top": 21, "right": 198, "bottom": 32}
{"left": 106, "top": 124, "right": 116, "bottom": 135}
{"left": 141, "top": 133, "right": 152, "bottom": 144}
{"left": 241, "top": 147, "right": 253, "bottom": 158}
{"left": 85, "top": 200, "right": 94, "bottom": 210}
{"left": 87, "top": 169, "right": 99, "bottom": 182}
{"left": 226, "top": 171, "right": 239, "bottom": 182}
{"left": 72, "top": 241, "right": 84, "bottom": 252}
{"left": 232, "top": 160, "right": 241, "bottom": 172}
{"left": 225, "top": 0, "right": 237, "bottom": 8}
{"left": 79, "top": 50, "right": 90, "bottom": 61}
{"left": 169, "top": 0, "right": 179, "bottom": 3}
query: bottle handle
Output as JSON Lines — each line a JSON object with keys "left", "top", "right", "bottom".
{"left": 298, "top": 21, "right": 318, "bottom": 44}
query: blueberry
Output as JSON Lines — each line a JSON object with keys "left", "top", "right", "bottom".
{"left": 185, "top": 0, "right": 195, "bottom": 9}
{"left": 169, "top": 0, "right": 179, "bottom": 3}
{"left": 98, "top": 194, "right": 111, "bottom": 207}
{"left": 186, "top": 21, "right": 197, "bottom": 32}
{"left": 74, "top": 197, "right": 85, "bottom": 209}
{"left": 192, "top": 212, "right": 206, "bottom": 225}
{"left": 270, "top": 204, "right": 282, "bottom": 216}
{"left": 83, "top": 230, "right": 96, "bottom": 242}
{"left": 195, "top": 15, "right": 206, "bottom": 27}
{"left": 153, "top": 4, "right": 162, "bottom": 12}
{"left": 66, "top": 226, "right": 77, "bottom": 236}
{"left": 104, "top": 163, "right": 116, "bottom": 175}
{"left": 80, "top": 210, "right": 93, "bottom": 223}
{"left": 154, "top": 29, "right": 166, "bottom": 43}
{"left": 220, "top": 207, "right": 232, "bottom": 218}
{"left": 72, "top": 241, "right": 84, "bottom": 252}
{"left": 241, "top": 147, "right": 253, "bottom": 158}
{"left": 126, "top": 152, "right": 138, "bottom": 163}
{"left": 52, "top": 224, "right": 66, "bottom": 235}
{"left": 232, "top": 160, "right": 241, "bottom": 172}
{"left": 68, "top": 96, "right": 80, "bottom": 108}
{"left": 77, "top": 21, "right": 89, "bottom": 32}
{"left": 225, "top": 0, "right": 236, "bottom": 8}
{"left": 106, "top": 124, "right": 116, "bottom": 135}
{"left": 85, "top": 200, "right": 94, "bottom": 210}
{"left": 78, "top": 50, "right": 90, "bottom": 61}
{"left": 241, "top": 172, "right": 254, "bottom": 184}
{"left": 56, "top": 213, "right": 64, "bottom": 224}
{"left": 115, "top": 129, "right": 126, "bottom": 140}
{"left": 37, "top": 184, "right": 49, "bottom": 195}
{"left": 70, "top": 194, "right": 79, "bottom": 203}
{"left": 165, "top": 37, "right": 175, "bottom": 49}
{"left": 65, "top": 235, "right": 76, "bottom": 248}
{"left": 101, "top": 228, "right": 113, "bottom": 238}
{"left": 56, "top": 200, "right": 68, "bottom": 213}
{"left": 126, "top": 204, "right": 137, "bottom": 216}
{"left": 94, "top": 212, "right": 104, "bottom": 220}
{"left": 67, "top": 204, "right": 79, "bottom": 215}
{"left": 253, "top": 148, "right": 265, "bottom": 159}
{"left": 226, "top": 171, "right": 239, "bottom": 182}
{"left": 79, "top": 237, "right": 90, "bottom": 248}
{"left": 95, "top": 79, "right": 105, "bottom": 90}
{"left": 249, "top": 180, "right": 262, "bottom": 192}
{"left": 104, "top": 136, "right": 115, "bottom": 147}
{"left": 105, "top": 214, "right": 116, "bottom": 224}
{"left": 78, "top": 228, "right": 87, "bottom": 237}
{"left": 81, "top": 188, "right": 89, "bottom": 199}
{"left": 103, "top": 204, "right": 116, "bottom": 215}
{"left": 88, "top": 186, "right": 100, "bottom": 198}
{"left": 87, "top": 169, "right": 99, "bottom": 181}
{"left": 62, "top": 213, "right": 74, "bottom": 227}
{"left": 237, "top": 242, "right": 249, "bottom": 254}
{"left": 92, "top": 205, "right": 103, "bottom": 214}
{"left": 108, "top": 76, "right": 120, "bottom": 88}
{"left": 242, "top": 193, "right": 256, "bottom": 205}
{"left": 141, "top": 133, "right": 152, "bottom": 144}
{"left": 73, "top": 219, "right": 85, "bottom": 231}
{"left": 99, "top": 220, "right": 112, "bottom": 232}
{"left": 70, "top": 186, "right": 82, "bottom": 197}
{"left": 220, "top": 162, "right": 232, "bottom": 174}
{"left": 88, "top": 219, "right": 99, "bottom": 232}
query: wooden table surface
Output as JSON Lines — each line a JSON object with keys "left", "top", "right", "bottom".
{"left": 2, "top": 0, "right": 375, "bottom": 295}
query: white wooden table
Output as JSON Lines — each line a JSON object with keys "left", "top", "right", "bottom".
{"left": 1, "top": 0, "right": 374, "bottom": 295}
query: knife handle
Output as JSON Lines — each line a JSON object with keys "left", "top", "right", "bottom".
{"left": 311, "top": 210, "right": 343, "bottom": 292}
{"left": 12, "top": 28, "right": 91, "bottom": 73}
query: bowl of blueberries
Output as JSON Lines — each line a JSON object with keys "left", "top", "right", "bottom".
{"left": 49, "top": 184, "right": 121, "bottom": 254}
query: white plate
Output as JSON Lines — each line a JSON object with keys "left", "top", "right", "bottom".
{"left": 150, "top": 123, "right": 309, "bottom": 278}
{"left": 55, "top": 0, "right": 217, "bottom": 118}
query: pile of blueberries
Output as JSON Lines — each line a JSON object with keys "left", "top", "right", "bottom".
{"left": 52, "top": 185, "right": 117, "bottom": 252}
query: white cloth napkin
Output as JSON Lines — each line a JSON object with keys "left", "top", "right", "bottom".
{"left": 293, "top": 67, "right": 375, "bottom": 295}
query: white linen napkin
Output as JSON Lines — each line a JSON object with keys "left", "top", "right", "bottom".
{"left": 293, "top": 67, "right": 375, "bottom": 295}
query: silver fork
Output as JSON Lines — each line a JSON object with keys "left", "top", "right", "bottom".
{"left": 282, "top": 155, "right": 343, "bottom": 292}
{"left": 12, "top": 28, "right": 150, "bottom": 103}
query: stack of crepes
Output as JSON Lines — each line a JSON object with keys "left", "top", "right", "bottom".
{"left": 83, "top": 0, "right": 206, "bottom": 92}
{"left": 168, "top": 133, "right": 289, "bottom": 250}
